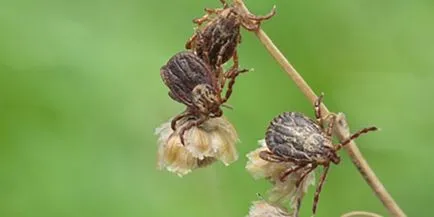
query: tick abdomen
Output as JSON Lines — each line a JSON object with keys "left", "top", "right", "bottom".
{"left": 160, "top": 51, "right": 215, "bottom": 105}
{"left": 265, "top": 112, "right": 328, "bottom": 161}
{"left": 196, "top": 11, "right": 240, "bottom": 67}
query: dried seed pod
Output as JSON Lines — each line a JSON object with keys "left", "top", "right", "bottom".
{"left": 160, "top": 51, "right": 243, "bottom": 145}
{"left": 155, "top": 115, "right": 239, "bottom": 176}
{"left": 186, "top": 0, "right": 275, "bottom": 83}
{"left": 259, "top": 93, "right": 378, "bottom": 215}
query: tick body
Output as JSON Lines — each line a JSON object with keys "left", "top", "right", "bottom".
{"left": 187, "top": 7, "right": 241, "bottom": 71}
{"left": 186, "top": 0, "right": 275, "bottom": 85}
{"left": 160, "top": 51, "right": 242, "bottom": 145}
{"left": 260, "top": 94, "right": 378, "bottom": 215}
{"left": 265, "top": 112, "right": 337, "bottom": 165}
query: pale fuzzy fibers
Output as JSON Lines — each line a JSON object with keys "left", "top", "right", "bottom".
{"left": 247, "top": 200, "right": 292, "bottom": 217}
{"left": 155, "top": 115, "right": 239, "bottom": 176}
{"left": 246, "top": 140, "right": 315, "bottom": 209}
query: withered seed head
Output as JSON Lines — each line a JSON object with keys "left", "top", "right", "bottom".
{"left": 156, "top": 115, "right": 239, "bottom": 176}
{"left": 247, "top": 200, "right": 292, "bottom": 217}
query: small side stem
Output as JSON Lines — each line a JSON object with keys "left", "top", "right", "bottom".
{"left": 234, "top": 1, "right": 406, "bottom": 217}
{"left": 341, "top": 211, "right": 383, "bottom": 217}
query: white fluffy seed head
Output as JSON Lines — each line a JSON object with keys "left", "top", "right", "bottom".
{"left": 155, "top": 115, "right": 239, "bottom": 176}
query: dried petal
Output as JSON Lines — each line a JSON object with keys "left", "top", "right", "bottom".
{"left": 156, "top": 115, "right": 239, "bottom": 176}
{"left": 156, "top": 122, "right": 197, "bottom": 176}
{"left": 247, "top": 200, "right": 292, "bottom": 217}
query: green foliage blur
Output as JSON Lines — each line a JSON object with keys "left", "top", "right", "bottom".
{"left": 1, "top": 0, "right": 433, "bottom": 216}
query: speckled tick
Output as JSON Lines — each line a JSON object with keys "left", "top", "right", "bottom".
{"left": 186, "top": 0, "right": 275, "bottom": 87}
{"left": 259, "top": 93, "right": 378, "bottom": 215}
{"left": 160, "top": 51, "right": 245, "bottom": 145}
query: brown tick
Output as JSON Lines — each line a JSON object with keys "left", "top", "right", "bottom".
{"left": 259, "top": 93, "right": 378, "bottom": 215}
{"left": 186, "top": 0, "right": 275, "bottom": 86}
{"left": 160, "top": 51, "right": 245, "bottom": 145}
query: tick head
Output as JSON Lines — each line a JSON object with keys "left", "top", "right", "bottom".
{"left": 192, "top": 84, "right": 222, "bottom": 117}
{"left": 327, "top": 148, "right": 341, "bottom": 164}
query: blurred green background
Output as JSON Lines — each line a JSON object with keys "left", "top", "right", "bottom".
{"left": 1, "top": 0, "right": 433, "bottom": 216}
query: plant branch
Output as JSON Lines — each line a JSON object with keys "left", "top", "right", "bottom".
{"left": 233, "top": 0, "right": 406, "bottom": 216}
{"left": 341, "top": 211, "right": 383, "bottom": 217}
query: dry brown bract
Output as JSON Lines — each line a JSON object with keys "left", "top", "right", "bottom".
{"left": 246, "top": 140, "right": 315, "bottom": 215}
{"left": 156, "top": 115, "right": 238, "bottom": 176}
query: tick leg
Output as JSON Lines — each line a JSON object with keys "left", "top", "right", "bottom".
{"left": 241, "top": 21, "right": 260, "bottom": 31}
{"left": 216, "top": 41, "right": 229, "bottom": 86}
{"left": 325, "top": 114, "right": 337, "bottom": 139}
{"left": 241, "top": 6, "right": 276, "bottom": 31}
{"left": 293, "top": 195, "right": 303, "bottom": 217}
{"left": 280, "top": 164, "right": 308, "bottom": 182}
{"left": 245, "top": 5, "right": 276, "bottom": 21}
{"left": 193, "top": 7, "right": 220, "bottom": 25}
{"left": 259, "top": 150, "right": 285, "bottom": 163}
{"left": 185, "top": 32, "right": 197, "bottom": 49}
{"left": 171, "top": 110, "right": 191, "bottom": 131}
{"left": 335, "top": 126, "right": 379, "bottom": 151}
{"left": 221, "top": 68, "right": 248, "bottom": 103}
{"left": 219, "top": 0, "right": 228, "bottom": 8}
{"left": 225, "top": 50, "right": 239, "bottom": 79}
{"left": 295, "top": 164, "right": 317, "bottom": 187}
{"left": 178, "top": 116, "right": 208, "bottom": 146}
{"left": 219, "top": 50, "right": 239, "bottom": 92}
{"left": 193, "top": 5, "right": 227, "bottom": 26}
{"left": 215, "top": 40, "right": 233, "bottom": 89}
{"left": 314, "top": 92, "right": 325, "bottom": 128}
{"left": 312, "top": 164, "right": 330, "bottom": 215}
{"left": 216, "top": 40, "right": 231, "bottom": 68}
{"left": 193, "top": 13, "right": 210, "bottom": 26}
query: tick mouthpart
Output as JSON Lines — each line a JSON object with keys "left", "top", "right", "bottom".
{"left": 330, "top": 153, "right": 341, "bottom": 164}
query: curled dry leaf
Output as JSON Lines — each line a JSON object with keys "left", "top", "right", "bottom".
{"left": 246, "top": 140, "right": 315, "bottom": 210}
{"left": 247, "top": 200, "right": 292, "bottom": 217}
{"left": 156, "top": 115, "right": 239, "bottom": 176}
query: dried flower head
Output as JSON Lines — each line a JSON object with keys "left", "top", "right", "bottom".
{"left": 156, "top": 115, "right": 239, "bottom": 176}
{"left": 247, "top": 200, "right": 292, "bottom": 217}
{"left": 246, "top": 140, "right": 315, "bottom": 210}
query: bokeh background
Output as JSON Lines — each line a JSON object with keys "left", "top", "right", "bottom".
{"left": 1, "top": 0, "right": 433, "bottom": 216}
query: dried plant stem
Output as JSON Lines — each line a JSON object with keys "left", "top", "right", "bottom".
{"left": 341, "top": 211, "right": 383, "bottom": 217}
{"left": 233, "top": 0, "right": 406, "bottom": 216}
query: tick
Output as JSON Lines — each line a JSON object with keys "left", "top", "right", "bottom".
{"left": 186, "top": 0, "right": 275, "bottom": 86}
{"left": 259, "top": 93, "right": 378, "bottom": 215}
{"left": 160, "top": 51, "right": 244, "bottom": 145}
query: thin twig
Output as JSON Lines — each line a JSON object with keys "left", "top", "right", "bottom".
{"left": 233, "top": 0, "right": 406, "bottom": 216}
{"left": 341, "top": 211, "right": 383, "bottom": 217}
